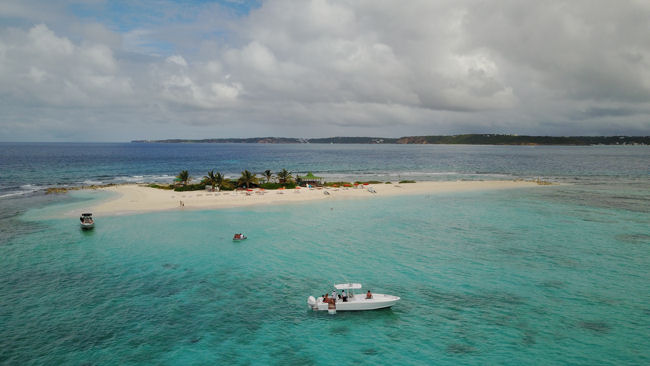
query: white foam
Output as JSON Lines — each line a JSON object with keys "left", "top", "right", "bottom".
{"left": 82, "top": 180, "right": 104, "bottom": 185}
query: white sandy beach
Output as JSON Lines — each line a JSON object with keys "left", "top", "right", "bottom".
{"left": 86, "top": 180, "right": 542, "bottom": 216}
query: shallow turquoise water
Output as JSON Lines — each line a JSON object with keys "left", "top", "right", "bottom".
{"left": 2, "top": 187, "right": 649, "bottom": 365}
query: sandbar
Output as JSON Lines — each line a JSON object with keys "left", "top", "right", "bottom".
{"left": 84, "top": 180, "right": 544, "bottom": 216}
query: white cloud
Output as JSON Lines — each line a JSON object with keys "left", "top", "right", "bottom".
{"left": 0, "top": 0, "right": 649, "bottom": 141}
{"left": 166, "top": 54, "right": 188, "bottom": 67}
{"left": 0, "top": 24, "right": 132, "bottom": 107}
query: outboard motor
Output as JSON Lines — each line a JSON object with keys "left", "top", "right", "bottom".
{"left": 307, "top": 296, "right": 317, "bottom": 310}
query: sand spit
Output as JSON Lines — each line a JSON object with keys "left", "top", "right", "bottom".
{"left": 81, "top": 180, "right": 545, "bottom": 216}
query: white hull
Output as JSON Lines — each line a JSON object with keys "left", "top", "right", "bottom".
{"left": 80, "top": 222, "right": 94, "bottom": 230}
{"left": 308, "top": 293, "right": 399, "bottom": 311}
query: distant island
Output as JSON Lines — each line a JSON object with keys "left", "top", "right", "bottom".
{"left": 132, "top": 134, "right": 649, "bottom": 145}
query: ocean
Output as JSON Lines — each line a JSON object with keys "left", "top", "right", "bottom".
{"left": 0, "top": 143, "right": 648, "bottom": 365}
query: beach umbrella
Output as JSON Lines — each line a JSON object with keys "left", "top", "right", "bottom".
{"left": 343, "top": 184, "right": 351, "bottom": 187}
{"left": 363, "top": 183, "right": 369, "bottom": 186}
{"left": 247, "top": 189, "right": 253, "bottom": 191}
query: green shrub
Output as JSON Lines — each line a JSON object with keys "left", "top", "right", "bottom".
{"left": 398, "top": 180, "right": 416, "bottom": 184}
{"left": 324, "top": 181, "right": 352, "bottom": 187}
{"left": 385, "top": 182, "right": 392, "bottom": 184}
{"left": 148, "top": 184, "right": 173, "bottom": 190}
{"left": 354, "top": 180, "right": 383, "bottom": 184}
{"left": 174, "top": 183, "right": 206, "bottom": 192}
{"left": 258, "top": 182, "right": 297, "bottom": 190}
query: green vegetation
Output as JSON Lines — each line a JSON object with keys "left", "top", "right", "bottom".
{"left": 399, "top": 180, "right": 416, "bottom": 183}
{"left": 396, "top": 134, "right": 650, "bottom": 145}
{"left": 258, "top": 182, "right": 297, "bottom": 189}
{"left": 173, "top": 183, "right": 206, "bottom": 192}
{"left": 203, "top": 170, "right": 218, "bottom": 191}
{"left": 176, "top": 170, "right": 190, "bottom": 185}
{"left": 238, "top": 170, "right": 259, "bottom": 189}
{"left": 308, "top": 137, "right": 398, "bottom": 144}
{"left": 148, "top": 183, "right": 173, "bottom": 190}
{"left": 324, "top": 181, "right": 352, "bottom": 187}
{"left": 277, "top": 169, "right": 293, "bottom": 184}
{"left": 151, "top": 168, "right": 411, "bottom": 192}
{"left": 263, "top": 169, "right": 273, "bottom": 183}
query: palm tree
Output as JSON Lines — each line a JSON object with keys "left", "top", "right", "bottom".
{"left": 264, "top": 169, "right": 273, "bottom": 184}
{"left": 204, "top": 170, "right": 218, "bottom": 191}
{"left": 238, "top": 170, "right": 258, "bottom": 189}
{"left": 214, "top": 172, "right": 232, "bottom": 191}
{"left": 277, "top": 169, "right": 292, "bottom": 185}
{"left": 177, "top": 170, "right": 190, "bottom": 185}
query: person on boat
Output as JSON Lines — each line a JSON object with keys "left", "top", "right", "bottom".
{"left": 366, "top": 290, "right": 373, "bottom": 299}
{"left": 341, "top": 289, "right": 347, "bottom": 302}
{"left": 331, "top": 290, "right": 337, "bottom": 303}
{"left": 323, "top": 293, "right": 329, "bottom": 303}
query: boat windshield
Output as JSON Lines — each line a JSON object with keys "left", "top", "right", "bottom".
{"left": 334, "top": 283, "right": 362, "bottom": 290}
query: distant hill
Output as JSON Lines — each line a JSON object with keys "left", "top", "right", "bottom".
{"left": 132, "top": 134, "right": 649, "bottom": 145}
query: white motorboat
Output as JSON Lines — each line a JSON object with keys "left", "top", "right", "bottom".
{"left": 307, "top": 283, "right": 400, "bottom": 314}
{"left": 79, "top": 213, "right": 94, "bottom": 230}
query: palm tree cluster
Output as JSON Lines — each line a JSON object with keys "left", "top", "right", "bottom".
{"left": 188, "top": 169, "right": 294, "bottom": 190}
{"left": 203, "top": 170, "right": 231, "bottom": 191}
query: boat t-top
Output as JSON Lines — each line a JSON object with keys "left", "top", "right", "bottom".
{"left": 79, "top": 213, "right": 94, "bottom": 230}
{"left": 233, "top": 233, "right": 247, "bottom": 241}
{"left": 308, "top": 283, "right": 400, "bottom": 314}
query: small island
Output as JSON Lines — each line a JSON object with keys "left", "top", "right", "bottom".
{"left": 60, "top": 168, "right": 551, "bottom": 217}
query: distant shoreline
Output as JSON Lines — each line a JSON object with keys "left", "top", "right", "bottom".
{"left": 132, "top": 134, "right": 650, "bottom": 146}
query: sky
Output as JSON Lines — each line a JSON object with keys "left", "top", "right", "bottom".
{"left": 1, "top": 0, "right": 649, "bottom": 141}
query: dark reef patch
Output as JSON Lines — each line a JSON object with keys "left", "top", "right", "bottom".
{"left": 615, "top": 233, "right": 650, "bottom": 244}
{"left": 446, "top": 343, "right": 476, "bottom": 354}
{"left": 578, "top": 321, "right": 611, "bottom": 333}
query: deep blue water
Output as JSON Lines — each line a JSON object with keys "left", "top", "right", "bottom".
{"left": 0, "top": 143, "right": 648, "bottom": 365}
{"left": 1, "top": 143, "right": 648, "bottom": 198}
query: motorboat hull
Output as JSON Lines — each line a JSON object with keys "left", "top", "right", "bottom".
{"left": 80, "top": 222, "right": 94, "bottom": 230}
{"left": 308, "top": 293, "right": 399, "bottom": 311}
{"left": 233, "top": 237, "right": 247, "bottom": 241}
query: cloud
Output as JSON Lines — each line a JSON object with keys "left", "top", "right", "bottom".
{"left": 155, "top": 55, "right": 242, "bottom": 108}
{"left": 0, "top": 0, "right": 649, "bottom": 141}
{"left": 0, "top": 24, "right": 132, "bottom": 107}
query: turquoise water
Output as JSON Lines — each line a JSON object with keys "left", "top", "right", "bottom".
{"left": 2, "top": 187, "right": 649, "bottom": 365}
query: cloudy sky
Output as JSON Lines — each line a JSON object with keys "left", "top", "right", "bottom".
{"left": 1, "top": 0, "right": 649, "bottom": 141}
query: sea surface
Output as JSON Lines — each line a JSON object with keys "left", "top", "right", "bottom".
{"left": 0, "top": 143, "right": 648, "bottom": 365}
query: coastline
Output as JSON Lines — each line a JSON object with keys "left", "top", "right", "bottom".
{"left": 81, "top": 180, "right": 546, "bottom": 217}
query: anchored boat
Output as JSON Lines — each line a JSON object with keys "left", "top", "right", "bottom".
{"left": 307, "top": 283, "right": 399, "bottom": 314}
{"left": 233, "top": 233, "right": 247, "bottom": 241}
{"left": 79, "top": 213, "right": 94, "bottom": 230}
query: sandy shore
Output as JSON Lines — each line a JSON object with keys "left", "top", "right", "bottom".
{"left": 85, "top": 180, "right": 542, "bottom": 216}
